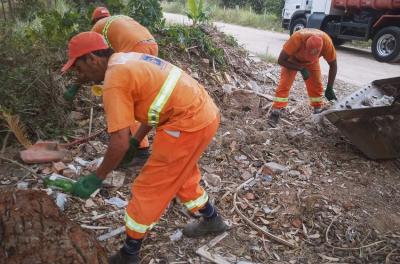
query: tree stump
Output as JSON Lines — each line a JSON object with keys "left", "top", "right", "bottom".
{"left": 0, "top": 189, "right": 108, "bottom": 264}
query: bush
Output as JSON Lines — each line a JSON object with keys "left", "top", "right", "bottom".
{"left": 219, "top": 0, "right": 284, "bottom": 16}
{"left": 158, "top": 24, "right": 225, "bottom": 65}
{"left": 125, "top": 0, "right": 165, "bottom": 33}
{"left": 0, "top": 1, "right": 93, "bottom": 139}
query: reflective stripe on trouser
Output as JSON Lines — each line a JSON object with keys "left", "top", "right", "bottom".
{"left": 272, "top": 62, "right": 324, "bottom": 109}
{"left": 130, "top": 121, "right": 149, "bottom": 148}
{"left": 102, "top": 15, "right": 124, "bottom": 48}
{"left": 148, "top": 66, "right": 182, "bottom": 127}
{"left": 125, "top": 117, "right": 220, "bottom": 239}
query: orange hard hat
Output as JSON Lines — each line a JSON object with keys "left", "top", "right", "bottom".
{"left": 304, "top": 35, "right": 323, "bottom": 61}
{"left": 91, "top": 6, "right": 111, "bottom": 22}
{"left": 61, "top": 32, "right": 109, "bottom": 73}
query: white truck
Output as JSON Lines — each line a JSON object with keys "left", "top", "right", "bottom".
{"left": 282, "top": 0, "right": 400, "bottom": 62}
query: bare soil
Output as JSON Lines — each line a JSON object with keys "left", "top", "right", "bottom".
{"left": 0, "top": 189, "right": 108, "bottom": 264}
{"left": 0, "top": 26, "right": 399, "bottom": 263}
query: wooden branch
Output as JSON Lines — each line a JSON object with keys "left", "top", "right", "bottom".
{"left": 325, "top": 217, "right": 385, "bottom": 251}
{"left": 233, "top": 178, "right": 297, "bottom": 249}
{"left": 196, "top": 232, "right": 231, "bottom": 264}
{"left": 0, "top": 155, "right": 39, "bottom": 178}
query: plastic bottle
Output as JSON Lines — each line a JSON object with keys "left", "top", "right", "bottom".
{"left": 44, "top": 174, "right": 76, "bottom": 193}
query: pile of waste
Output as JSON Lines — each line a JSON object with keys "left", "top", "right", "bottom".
{"left": 0, "top": 26, "right": 399, "bottom": 263}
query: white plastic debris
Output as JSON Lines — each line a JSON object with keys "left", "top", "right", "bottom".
{"left": 74, "top": 157, "right": 90, "bottom": 166}
{"left": 105, "top": 197, "right": 128, "bottom": 208}
{"left": 97, "top": 226, "right": 125, "bottom": 241}
{"left": 87, "top": 157, "right": 104, "bottom": 171}
{"left": 169, "top": 229, "right": 183, "bottom": 242}
{"left": 17, "top": 182, "right": 29, "bottom": 190}
{"left": 55, "top": 192, "right": 67, "bottom": 211}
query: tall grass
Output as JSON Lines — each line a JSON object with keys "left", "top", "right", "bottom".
{"left": 161, "top": 1, "right": 283, "bottom": 32}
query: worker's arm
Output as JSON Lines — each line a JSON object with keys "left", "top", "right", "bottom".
{"left": 133, "top": 123, "right": 152, "bottom": 143}
{"left": 327, "top": 60, "right": 337, "bottom": 88}
{"left": 277, "top": 50, "right": 303, "bottom": 71}
{"left": 325, "top": 60, "right": 338, "bottom": 101}
{"left": 96, "top": 127, "right": 131, "bottom": 179}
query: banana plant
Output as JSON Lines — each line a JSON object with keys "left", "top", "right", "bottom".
{"left": 186, "top": 0, "right": 209, "bottom": 26}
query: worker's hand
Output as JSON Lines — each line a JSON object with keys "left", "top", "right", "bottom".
{"left": 325, "top": 84, "right": 337, "bottom": 101}
{"left": 63, "top": 84, "right": 80, "bottom": 102}
{"left": 300, "top": 68, "right": 310, "bottom": 80}
{"left": 119, "top": 138, "right": 140, "bottom": 168}
{"left": 72, "top": 173, "right": 102, "bottom": 199}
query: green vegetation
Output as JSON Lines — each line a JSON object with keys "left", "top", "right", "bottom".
{"left": 0, "top": 0, "right": 232, "bottom": 142}
{"left": 186, "top": 0, "right": 209, "bottom": 26}
{"left": 126, "top": 0, "right": 165, "bottom": 32}
{"left": 161, "top": 0, "right": 283, "bottom": 32}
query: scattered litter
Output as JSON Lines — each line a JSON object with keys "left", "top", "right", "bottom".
{"left": 55, "top": 192, "right": 67, "bottom": 211}
{"left": 103, "top": 171, "right": 126, "bottom": 187}
{"left": 204, "top": 173, "right": 222, "bottom": 187}
{"left": 17, "top": 182, "right": 29, "bottom": 190}
{"left": 104, "top": 197, "right": 128, "bottom": 208}
{"left": 97, "top": 226, "right": 125, "bottom": 241}
{"left": 87, "top": 157, "right": 104, "bottom": 171}
{"left": 264, "top": 162, "right": 289, "bottom": 174}
{"left": 74, "top": 157, "right": 90, "bottom": 166}
{"left": 169, "top": 229, "right": 183, "bottom": 242}
{"left": 362, "top": 95, "right": 394, "bottom": 107}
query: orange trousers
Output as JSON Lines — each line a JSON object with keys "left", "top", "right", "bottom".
{"left": 273, "top": 61, "right": 323, "bottom": 109}
{"left": 125, "top": 117, "right": 219, "bottom": 239}
{"left": 129, "top": 42, "right": 159, "bottom": 149}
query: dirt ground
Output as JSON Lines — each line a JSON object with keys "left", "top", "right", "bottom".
{"left": 0, "top": 27, "right": 399, "bottom": 264}
{"left": 0, "top": 189, "right": 108, "bottom": 264}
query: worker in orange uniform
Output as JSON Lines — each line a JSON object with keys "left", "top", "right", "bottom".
{"left": 268, "top": 28, "right": 338, "bottom": 127}
{"left": 89, "top": 7, "right": 160, "bottom": 164}
{"left": 61, "top": 32, "right": 228, "bottom": 264}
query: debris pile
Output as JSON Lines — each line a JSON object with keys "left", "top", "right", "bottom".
{"left": 0, "top": 26, "right": 399, "bottom": 263}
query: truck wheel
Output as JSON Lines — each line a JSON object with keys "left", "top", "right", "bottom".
{"left": 332, "top": 38, "right": 346, "bottom": 47}
{"left": 290, "top": 18, "right": 307, "bottom": 35}
{"left": 372, "top": 26, "right": 400, "bottom": 62}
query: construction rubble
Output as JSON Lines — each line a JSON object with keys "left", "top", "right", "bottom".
{"left": 0, "top": 27, "right": 399, "bottom": 264}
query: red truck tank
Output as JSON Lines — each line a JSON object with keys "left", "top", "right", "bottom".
{"left": 334, "top": 0, "right": 400, "bottom": 9}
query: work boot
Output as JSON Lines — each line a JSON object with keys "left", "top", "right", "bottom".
{"left": 268, "top": 109, "right": 282, "bottom": 128}
{"left": 313, "top": 107, "right": 323, "bottom": 114}
{"left": 108, "top": 250, "right": 140, "bottom": 264}
{"left": 183, "top": 215, "right": 229, "bottom": 238}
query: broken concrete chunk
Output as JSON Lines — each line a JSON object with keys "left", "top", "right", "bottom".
{"left": 288, "top": 170, "right": 301, "bottom": 178}
{"left": 20, "top": 141, "right": 68, "bottom": 164}
{"left": 204, "top": 173, "right": 222, "bottom": 187}
{"left": 265, "top": 162, "right": 289, "bottom": 174}
{"left": 52, "top": 161, "right": 67, "bottom": 173}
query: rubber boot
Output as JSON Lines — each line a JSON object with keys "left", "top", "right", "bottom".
{"left": 183, "top": 215, "right": 228, "bottom": 238}
{"left": 268, "top": 108, "right": 282, "bottom": 128}
{"left": 108, "top": 250, "right": 140, "bottom": 264}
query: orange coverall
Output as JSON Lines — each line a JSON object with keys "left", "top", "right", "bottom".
{"left": 92, "top": 15, "right": 159, "bottom": 148}
{"left": 273, "top": 29, "right": 336, "bottom": 109}
{"left": 102, "top": 52, "right": 219, "bottom": 239}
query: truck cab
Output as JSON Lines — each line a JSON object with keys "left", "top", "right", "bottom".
{"left": 282, "top": 0, "right": 312, "bottom": 34}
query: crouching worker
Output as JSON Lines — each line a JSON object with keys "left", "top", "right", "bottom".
{"left": 268, "top": 28, "right": 338, "bottom": 127}
{"left": 61, "top": 32, "right": 228, "bottom": 264}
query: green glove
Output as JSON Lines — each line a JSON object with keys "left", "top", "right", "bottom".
{"left": 119, "top": 138, "right": 140, "bottom": 168}
{"left": 72, "top": 173, "right": 102, "bottom": 199}
{"left": 325, "top": 84, "right": 337, "bottom": 101}
{"left": 63, "top": 84, "right": 80, "bottom": 102}
{"left": 300, "top": 68, "right": 310, "bottom": 80}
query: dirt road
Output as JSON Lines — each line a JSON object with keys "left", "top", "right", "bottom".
{"left": 164, "top": 12, "right": 399, "bottom": 86}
